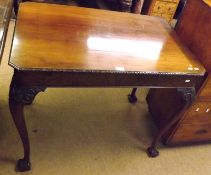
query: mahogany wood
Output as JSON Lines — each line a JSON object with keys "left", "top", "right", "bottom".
{"left": 10, "top": 3, "right": 205, "bottom": 74}
{"left": 147, "top": 0, "right": 211, "bottom": 145}
{"left": 8, "top": 2, "right": 206, "bottom": 171}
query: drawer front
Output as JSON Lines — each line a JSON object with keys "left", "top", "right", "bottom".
{"left": 153, "top": 1, "right": 167, "bottom": 14}
{"left": 198, "top": 74, "right": 211, "bottom": 100}
{"left": 182, "top": 101, "right": 211, "bottom": 124}
{"left": 152, "top": 1, "right": 178, "bottom": 14}
{"left": 150, "top": 0, "right": 178, "bottom": 22}
{"left": 172, "top": 124, "right": 211, "bottom": 143}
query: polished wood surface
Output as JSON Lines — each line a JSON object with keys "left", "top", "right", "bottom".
{"left": 147, "top": 0, "right": 211, "bottom": 145}
{"left": 198, "top": 74, "right": 211, "bottom": 100}
{"left": 176, "top": 0, "right": 211, "bottom": 72}
{"left": 0, "top": 0, "right": 13, "bottom": 58}
{"left": 10, "top": 2, "right": 205, "bottom": 75}
{"left": 203, "top": 0, "right": 211, "bottom": 6}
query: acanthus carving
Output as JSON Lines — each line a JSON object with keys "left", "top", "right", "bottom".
{"left": 9, "top": 80, "right": 46, "bottom": 105}
{"left": 177, "top": 87, "right": 196, "bottom": 106}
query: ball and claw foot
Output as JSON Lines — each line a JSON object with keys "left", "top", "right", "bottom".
{"left": 128, "top": 94, "right": 138, "bottom": 103}
{"left": 16, "top": 159, "right": 31, "bottom": 172}
{"left": 147, "top": 147, "right": 159, "bottom": 158}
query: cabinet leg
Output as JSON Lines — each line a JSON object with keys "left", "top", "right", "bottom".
{"left": 9, "top": 102, "right": 31, "bottom": 172}
{"left": 9, "top": 75, "right": 45, "bottom": 171}
{"left": 13, "top": 0, "right": 19, "bottom": 16}
{"left": 147, "top": 88, "right": 195, "bottom": 157}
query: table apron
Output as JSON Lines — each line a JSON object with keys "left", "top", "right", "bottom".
{"left": 12, "top": 70, "right": 204, "bottom": 88}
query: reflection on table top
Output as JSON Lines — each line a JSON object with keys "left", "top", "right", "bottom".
{"left": 203, "top": 0, "right": 211, "bottom": 6}
{"left": 0, "top": 0, "right": 13, "bottom": 57}
{"left": 10, "top": 2, "right": 205, "bottom": 76}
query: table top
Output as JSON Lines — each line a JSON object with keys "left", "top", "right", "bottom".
{"left": 9, "top": 2, "right": 205, "bottom": 76}
{"left": 0, "top": 0, "right": 13, "bottom": 58}
{"left": 203, "top": 0, "right": 211, "bottom": 6}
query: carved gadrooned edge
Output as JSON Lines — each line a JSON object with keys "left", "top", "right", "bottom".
{"left": 9, "top": 81, "right": 46, "bottom": 105}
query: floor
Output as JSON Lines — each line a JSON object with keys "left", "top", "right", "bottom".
{"left": 0, "top": 21, "right": 211, "bottom": 175}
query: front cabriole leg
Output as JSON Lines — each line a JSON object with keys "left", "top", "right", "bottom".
{"left": 9, "top": 75, "right": 45, "bottom": 172}
{"left": 147, "top": 87, "right": 196, "bottom": 157}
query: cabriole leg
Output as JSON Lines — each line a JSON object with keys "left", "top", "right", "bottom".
{"left": 147, "top": 88, "right": 196, "bottom": 157}
{"left": 9, "top": 75, "right": 45, "bottom": 172}
{"left": 128, "top": 88, "right": 138, "bottom": 103}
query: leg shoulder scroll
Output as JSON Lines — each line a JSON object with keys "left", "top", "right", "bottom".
{"left": 177, "top": 87, "right": 196, "bottom": 106}
{"left": 147, "top": 87, "right": 196, "bottom": 158}
{"left": 9, "top": 82, "right": 46, "bottom": 105}
{"left": 9, "top": 76, "right": 46, "bottom": 171}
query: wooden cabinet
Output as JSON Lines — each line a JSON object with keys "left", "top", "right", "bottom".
{"left": 146, "top": 0, "right": 211, "bottom": 146}
{"left": 142, "top": 0, "right": 180, "bottom": 23}
{"left": 181, "top": 101, "right": 211, "bottom": 125}
{"left": 198, "top": 74, "right": 211, "bottom": 100}
{"left": 147, "top": 77, "right": 211, "bottom": 145}
{"left": 171, "top": 99, "right": 211, "bottom": 144}
{"left": 172, "top": 123, "right": 211, "bottom": 143}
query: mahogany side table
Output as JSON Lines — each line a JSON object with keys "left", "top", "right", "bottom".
{"left": 9, "top": 2, "right": 206, "bottom": 171}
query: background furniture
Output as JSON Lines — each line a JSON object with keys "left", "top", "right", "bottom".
{"left": 0, "top": 0, "right": 13, "bottom": 60}
{"left": 14, "top": 0, "right": 144, "bottom": 13}
{"left": 146, "top": 0, "right": 211, "bottom": 145}
{"left": 142, "top": 0, "right": 180, "bottom": 23}
{"left": 98, "top": 0, "right": 144, "bottom": 13}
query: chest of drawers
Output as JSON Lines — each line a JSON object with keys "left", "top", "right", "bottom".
{"left": 146, "top": 0, "right": 211, "bottom": 145}
{"left": 142, "top": 0, "right": 180, "bottom": 23}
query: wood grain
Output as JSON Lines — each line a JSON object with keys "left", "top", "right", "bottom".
{"left": 10, "top": 2, "right": 205, "bottom": 76}
{"left": 147, "top": 0, "right": 211, "bottom": 145}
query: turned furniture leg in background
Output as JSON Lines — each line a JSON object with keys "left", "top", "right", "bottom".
{"left": 147, "top": 88, "right": 196, "bottom": 157}
{"left": 119, "top": 0, "right": 133, "bottom": 12}
{"left": 13, "top": 0, "right": 19, "bottom": 16}
{"left": 9, "top": 75, "right": 45, "bottom": 172}
{"left": 128, "top": 88, "right": 138, "bottom": 103}
{"left": 132, "top": 0, "right": 143, "bottom": 14}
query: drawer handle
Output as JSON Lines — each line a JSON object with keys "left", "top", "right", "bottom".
{"left": 195, "top": 129, "right": 208, "bottom": 134}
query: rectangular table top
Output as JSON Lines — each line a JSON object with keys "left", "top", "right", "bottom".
{"left": 0, "top": 0, "right": 13, "bottom": 58}
{"left": 9, "top": 2, "right": 205, "bottom": 76}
